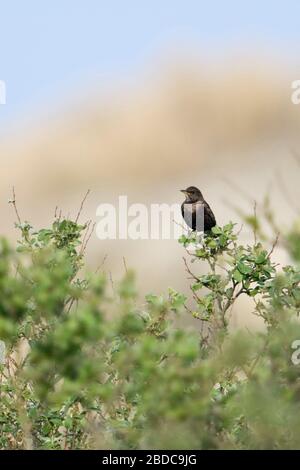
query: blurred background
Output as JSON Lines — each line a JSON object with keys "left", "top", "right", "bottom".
{"left": 1, "top": 1, "right": 300, "bottom": 328}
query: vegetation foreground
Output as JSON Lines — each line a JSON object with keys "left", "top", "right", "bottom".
{"left": 1, "top": 200, "right": 300, "bottom": 449}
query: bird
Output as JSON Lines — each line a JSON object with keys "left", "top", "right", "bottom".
{"left": 180, "top": 186, "right": 216, "bottom": 233}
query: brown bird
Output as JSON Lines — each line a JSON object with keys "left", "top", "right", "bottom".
{"left": 180, "top": 186, "right": 216, "bottom": 233}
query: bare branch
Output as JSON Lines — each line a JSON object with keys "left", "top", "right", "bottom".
{"left": 95, "top": 254, "right": 108, "bottom": 274}
{"left": 183, "top": 257, "right": 199, "bottom": 281}
{"left": 109, "top": 271, "right": 115, "bottom": 295}
{"left": 122, "top": 257, "right": 128, "bottom": 274}
{"left": 253, "top": 200, "right": 257, "bottom": 244}
{"left": 81, "top": 222, "right": 96, "bottom": 255}
{"left": 268, "top": 233, "right": 280, "bottom": 259}
{"left": 75, "top": 189, "right": 91, "bottom": 223}
{"left": 8, "top": 187, "right": 22, "bottom": 224}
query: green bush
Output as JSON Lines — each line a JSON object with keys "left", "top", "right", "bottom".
{"left": 0, "top": 209, "right": 300, "bottom": 449}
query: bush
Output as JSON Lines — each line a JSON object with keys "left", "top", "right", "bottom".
{"left": 0, "top": 208, "right": 300, "bottom": 449}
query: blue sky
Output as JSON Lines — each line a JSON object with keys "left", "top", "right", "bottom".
{"left": 0, "top": 1, "right": 300, "bottom": 129}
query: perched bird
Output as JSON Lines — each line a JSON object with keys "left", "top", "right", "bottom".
{"left": 180, "top": 186, "right": 216, "bottom": 233}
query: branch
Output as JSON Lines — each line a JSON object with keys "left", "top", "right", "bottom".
{"left": 183, "top": 257, "right": 199, "bottom": 281}
{"left": 8, "top": 187, "right": 22, "bottom": 224}
{"left": 268, "top": 233, "right": 280, "bottom": 259}
{"left": 75, "top": 189, "right": 90, "bottom": 223}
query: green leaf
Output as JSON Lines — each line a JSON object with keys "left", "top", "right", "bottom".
{"left": 255, "top": 251, "right": 268, "bottom": 265}
{"left": 225, "top": 287, "right": 234, "bottom": 299}
{"left": 211, "top": 226, "right": 222, "bottom": 235}
{"left": 219, "top": 234, "right": 227, "bottom": 247}
{"left": 232, "top": 269, "right": 243, "bottom": 283}
{"left": 237, "top": 261, "right": 252, "bottom": 275}
{"left": 195, "top": 248, "right": 207, "bottom": 258}
{"left": 191, "top": 282, "right": 202, "bottom": 291}
{"left": 208, "top": 240, "right": 217, "bottom": 249}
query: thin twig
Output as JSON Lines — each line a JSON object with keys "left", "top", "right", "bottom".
{"left": 109, "top": 271, "right": 115, "bottom": 294}
{"left": 183, "top": 302, "right": 194, "bottom": 316}
{"left": 122, "top": 257, "right": 128, "bottom": 274}
{"left": 95, "top": 254, "right": 108, "bottom": 274}
{"left": 80, "top": 220, "right": 91, "bottom": 253}
{"left": 253, "top": 200, "right": 257, "bottom": 244}
{"left": 236, "top": 223, "right": 244, "bottom": 237}
{"left": 81, "top": 222, "right": 96, "bottom": 254}
{"left": 183, "top": 257, "right": 199, "bottom": 281}
{"left": 75, "top": 189, "right": 91, "bottom": 223}
{"left": 190, "top": 285, "right": 201, "bottom": 303}
{"left": 172, "top": 218, "right": 188, "bottom": 232}
{"left": 8, "top": 187, "right": 21, "bottom": 224}
{"left": 268, "top": 233, "right": 280, "bottom": 259}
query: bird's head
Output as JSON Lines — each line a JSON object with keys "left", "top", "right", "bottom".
{"left": 180, "top": 186, "right": 203, "bottom": 203}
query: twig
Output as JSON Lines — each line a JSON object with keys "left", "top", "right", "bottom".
{"left": 80, "top": 220, "right": 91, "bottom": 253}
{"left": 95, "top": 254, "right": 108, "bottom": 274}
{"left": 122, "top": 257, "right": 128, "bottom": 274}
{"left": 183, "top": 302, "right": 194, "bottom": 316}
{"left": 222, "top": 283, "right": 244, "bottom": 315}
{"left": 190, "top": 285, "right": 201, "bottom": 303}
{"left": 109, "top": 271, "right": 115, "bottom": 294}
{"left": 69, "top": 298, "right": 79, "bottom": 314}
{"left": 8, "top": 187, "right": 21, "bottom": 224}
{"left": 75, "top": 189, "right": 90, "bottom": 223}
{"left": 253, "top": 200, "right": 257, "bottom": 244}
{"left": 172, "top": 218, "right": 188, "bottom": 232}
{"left": 215, "top": 262, "right": 230, "bottom": 273}
{"left": 268, "top": 233, "right": 280, "bottom": 259}
{"left": 183, "top": 257, "right": 199, "bottom": 281}
{"left": 81, "top": 222, "right": 96, "bottom": 254}
{"left": 236, "top": 223, "right": 244, "bottom": 237}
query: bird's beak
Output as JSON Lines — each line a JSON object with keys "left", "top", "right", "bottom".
{"left": 180, "top": 189, "right": 188, "bottom": 195}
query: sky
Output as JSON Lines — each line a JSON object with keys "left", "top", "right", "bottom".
{"left": 0, "top": 1, "right": 300, "bottom": 129}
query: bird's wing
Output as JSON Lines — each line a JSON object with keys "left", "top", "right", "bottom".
{"left": 182, "top": 201, "right": 216, "bottom": 231}
{"left": 203, "top": 201, "right": 216, "bottom": 230}
{"left": 193, "top": 202, "right": 204, "bottom": 230}
{"left": 181, "top": 202, "right": 196, "bottom": 229}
